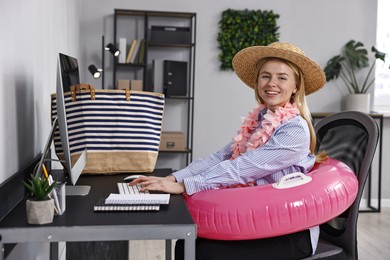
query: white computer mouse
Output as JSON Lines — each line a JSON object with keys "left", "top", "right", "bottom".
{"left": 124, "top": 174, "right": 146, "bottom": 182}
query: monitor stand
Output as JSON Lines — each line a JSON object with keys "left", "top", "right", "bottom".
{"left": 51, "top": 170, "right": 91, "bottom": 196}
{"left": 64, "top": 148, "right": 90, "bottom": 196}
{"left": 66, "top": 185, "right": 91, "bottom": 196}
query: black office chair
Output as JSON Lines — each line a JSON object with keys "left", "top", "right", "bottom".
{"left": 302, "top": 111, "right": 379, "bottom": 260}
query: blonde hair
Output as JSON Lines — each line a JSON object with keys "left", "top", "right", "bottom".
{"left": 254, "top": 57, "right": 327, "bottom": 163}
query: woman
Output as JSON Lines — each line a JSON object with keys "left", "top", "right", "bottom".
{"left": 131, "top": 42, "right": 327, "bottom": 259}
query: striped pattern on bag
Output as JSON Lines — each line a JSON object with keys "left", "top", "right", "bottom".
{"left": 51, "top": 90, "right": 165, "bottom": 157}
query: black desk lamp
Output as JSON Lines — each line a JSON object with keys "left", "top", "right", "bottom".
{"left": 106, "top": 43, "right": 120, "bottom": 57}
{"left": 88, "top": 36, "right": 120, "bottom": 89}
{"left": 88, "top": 64, "right": 102, "bottom": 79}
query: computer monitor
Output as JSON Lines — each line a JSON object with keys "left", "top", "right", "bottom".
{"left": 55, "top": 53, "right": 89, "bottom": 195}
{"left": 35, "top": 53, "right": 89, "bottom": 196}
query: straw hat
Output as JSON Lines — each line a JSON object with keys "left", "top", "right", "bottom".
{"left": 232, "top": 42, "right": 326, "bottom": 95}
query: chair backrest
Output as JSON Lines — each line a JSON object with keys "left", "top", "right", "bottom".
{"left": 314, "top": 111, "right": 379, "bottom": 260}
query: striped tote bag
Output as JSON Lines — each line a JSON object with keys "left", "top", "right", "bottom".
{"left": 51, "top": 84, "right": 165, "bottom": 174}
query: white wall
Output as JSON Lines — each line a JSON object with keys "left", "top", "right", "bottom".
{"left": 0, "top": 0, "right": 81, "bottom": 184}
{"left": 0, "top": 0, "right": 80, "bottom": 259}
{"left": 79, "top": 0, "right": 379, "bottom": 158}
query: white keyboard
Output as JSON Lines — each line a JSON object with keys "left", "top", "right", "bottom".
{"left": 117, "top": 182, "right": 150, "bottom": 195}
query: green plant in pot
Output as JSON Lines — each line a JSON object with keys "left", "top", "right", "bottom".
{"left": 23, "top": 174, "right": 57, "bottom": 224}
{"left": 324, "top": 40, "right": 389, "bottom": 112}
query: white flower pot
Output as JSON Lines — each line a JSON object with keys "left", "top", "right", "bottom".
{"left": 344, "top": 93, "right": 371, "bottom": 113}
{"left": 26, "top": 199, "right": 55, "bottom": 224}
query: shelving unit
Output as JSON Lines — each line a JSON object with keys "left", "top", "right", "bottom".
{"left": 113, "top": 9, "right": 196, "bottom": 169}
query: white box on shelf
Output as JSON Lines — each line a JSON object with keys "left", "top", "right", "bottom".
{"left": 118, "top": 38, "right": 127, "bottom": 63}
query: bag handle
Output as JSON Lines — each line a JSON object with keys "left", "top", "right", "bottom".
{"left": 71, "top": 83, "right": 96, "bottom": 101}
{"left": 70, "top": 84, "right": 132, "bottom": 102}
{"left": 125, "top": 88, "right": 131, "bottom": 101}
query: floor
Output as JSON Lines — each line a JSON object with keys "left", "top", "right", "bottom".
{"left": 128, "top": 207, "right": 390, "bottom": 260}
{"left": 358, "top": 207, "right": 390, "bottom": 259}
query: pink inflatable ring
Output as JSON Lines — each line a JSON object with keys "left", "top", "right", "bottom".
{"left": 184, "top": 158, "right": 358, "bottom": 240}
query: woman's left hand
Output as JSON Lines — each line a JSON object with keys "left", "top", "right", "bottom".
{"left": 130, "top": 176, "right": 186, "bottom": 194}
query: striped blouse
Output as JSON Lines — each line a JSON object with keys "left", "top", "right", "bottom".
{"left": 173, "top": 113, "right": 316, "bottom": 195}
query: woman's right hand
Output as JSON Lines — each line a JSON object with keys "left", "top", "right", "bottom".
{"left": 165, "top": 175, "right": 177, "bottom": 182}
{"left": 130, "top": 175, "right": 185, "bottom": 194}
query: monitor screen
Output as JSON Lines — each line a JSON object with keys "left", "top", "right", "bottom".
{"left": 34, "top": 53, "right": 90, "bottom": 195}
{"left": 54, "top": 53, "right": 88, "bottom": 194}
{"left": 58, "top": 53, "right": 80, "bottom": 92}
{"left": 35, "top": 53, "right": 89, "bottom": 197}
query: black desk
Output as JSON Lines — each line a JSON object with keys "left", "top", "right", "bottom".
{"left": 312, "top": 112, "right": 383, "bottom": 213}
{"left": 0, "top": 169, "right": 196, "bottom": 260}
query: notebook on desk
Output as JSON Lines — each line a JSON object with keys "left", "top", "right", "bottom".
{"left": 94, "top": 198, "right": 161, "bottom": 211}
{"left": 93, "top": 185, "right": 170, "bottom": 212}
{"left": 105, "top": 193, "right": 170, "bottom": 205}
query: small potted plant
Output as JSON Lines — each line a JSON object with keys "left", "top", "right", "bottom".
{"left": 324, "top": 40, "right": 389, "bottom": 113}
{"left": 22, "top": 174, "right": 57, "bottom": 224}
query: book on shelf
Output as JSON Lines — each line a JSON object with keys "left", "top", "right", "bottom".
{"left": 137, "top": 38, "right": 146, "bottom": 64}
{"left": 144, "top": 63, "right": 154, "bottom": 92}
{"left": 94, "top": 198, "right": 160, "bottom": 212}
{"left": 126, "top": 39, "right": 138, "bottom": 63}
{"left": 118, "top": 38, "right": 127, "bottom": 63}
{"left": 129, "top": 39, "right": 142, "bottom": 64}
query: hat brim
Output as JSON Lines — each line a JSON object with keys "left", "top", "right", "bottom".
{"left": 232, "top": 45, "right": 325, "bottom": 95}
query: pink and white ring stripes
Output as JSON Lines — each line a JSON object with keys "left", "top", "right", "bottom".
{"left": 184, "top": 158, "right": 358, "bottom": 240}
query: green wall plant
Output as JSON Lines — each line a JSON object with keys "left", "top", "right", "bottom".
{"left": 217, "top": 9, "right": 280, "bottom": 70}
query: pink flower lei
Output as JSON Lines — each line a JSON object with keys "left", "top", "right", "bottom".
{"left": 230, "top": 102, "right": 300, "bottom": 160}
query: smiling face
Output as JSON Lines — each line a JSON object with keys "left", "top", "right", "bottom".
{"left": 256, "top": 59, "right": 298, "bottom": 111}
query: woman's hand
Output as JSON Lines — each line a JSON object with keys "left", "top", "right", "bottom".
{"left": 130, "top": 176, "right": 185, "bottom": 194}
